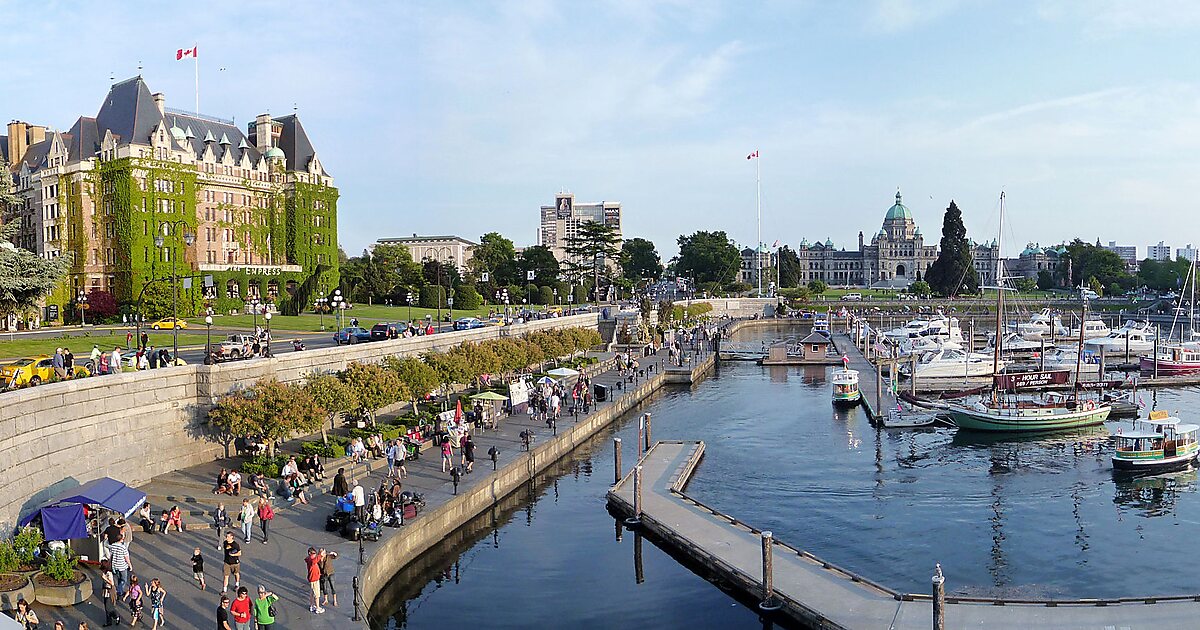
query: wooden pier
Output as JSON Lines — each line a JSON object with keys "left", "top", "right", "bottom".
{"left": 610, "top": 440, "right": 1200, "bottom": 629}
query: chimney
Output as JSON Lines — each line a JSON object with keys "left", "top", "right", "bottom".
{"left": 253, "top": 114, "right": 273, "bottom": 153}
{"left": 153, "top": 93, "right": 166, "bottom": 115}
{"left": 27, "top": 125, "right": 46, "bottom": 145}
{"left": 7, "top": 121, "right": 28, "bottom": 165}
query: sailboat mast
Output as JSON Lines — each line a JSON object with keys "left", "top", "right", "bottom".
{"left": 993, "top": 192, "right": 1005, "bottom": 376}
{"left": 1075, "top": 298, "right": 1086, "bottom": 388}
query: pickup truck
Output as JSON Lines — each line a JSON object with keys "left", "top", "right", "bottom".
{"left": 209, "top": 334, "right": 259, "bottom": 362}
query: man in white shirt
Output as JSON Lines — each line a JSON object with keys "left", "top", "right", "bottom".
{"left": 109, "top": 347, "right": 122, "bottom": 374}
{"left": 351, "top": 481, "right": 365, "bottom": 523}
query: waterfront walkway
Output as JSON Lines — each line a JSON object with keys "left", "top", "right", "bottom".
{"left": 27, "top": 349, "right": 684, "bottom": 629}
{"left": 611, "top": 440, "right": 1200, "bottom": 630}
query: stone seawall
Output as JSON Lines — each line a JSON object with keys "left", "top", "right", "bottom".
{"left": 0, "top": 314, "right": 599, "bottom": 529}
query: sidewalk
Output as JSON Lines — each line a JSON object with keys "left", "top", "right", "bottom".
{"left": 28, "top": 350, "right": 668, "bottom": 629}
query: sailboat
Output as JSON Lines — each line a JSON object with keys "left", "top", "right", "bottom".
{"left": 944, "top": 193, "right": 1112, "bottom": 432}
{"left": 1140, "top": 254, "right": 1200, "bottom": 374}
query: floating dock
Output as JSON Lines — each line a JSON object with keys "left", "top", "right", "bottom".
{"left": 609, "top": 440, "right": 1200, "bottom": 630}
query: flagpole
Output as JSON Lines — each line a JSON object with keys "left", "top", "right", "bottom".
{"left": 756, "top": 149, "right": 762, "bottom": 296}
{"left": 194, "top": 43, "right": 199, "bottom": 113}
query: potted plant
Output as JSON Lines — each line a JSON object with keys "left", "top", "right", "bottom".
{"left": 0, "top": 539, "right": 34, "bottom": 611}
{"left": 11, "top": 527, "right": 42, "bottom": 574}
{"left": 33, "top": 549, "right": 91, "bottom": 606}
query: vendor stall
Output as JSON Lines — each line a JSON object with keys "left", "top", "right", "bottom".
{"left": 18, "top": 477, "right": 146, "bottom": 562}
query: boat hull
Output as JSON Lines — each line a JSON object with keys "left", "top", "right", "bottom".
{"left": 1139, "top": 357, "right": 1200, "bottom": 374}
{"left": 832, "top": 393, "right": 861, "bottom": 406}
{"left": 1112, "top": 452, "right": 1197, "bottom": 473}
{"left": 947, "top": 405, "right": 1111, "bottom": 432}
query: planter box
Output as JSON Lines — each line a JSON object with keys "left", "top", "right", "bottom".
{"left": 0, "top": 574, "right": 33, "bottom": 611}
{"left": 33, "top": 571, "right": 92, "bottom": 607}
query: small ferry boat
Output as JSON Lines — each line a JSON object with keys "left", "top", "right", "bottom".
{"left": 1112, "top": 411, "right": 1200, "bottom": 473}
{"left": 1139, "top": 343, "right": 1200, "bottom": 375}
{"left": 831, "top": 367, "right": 861, "bottom": 405}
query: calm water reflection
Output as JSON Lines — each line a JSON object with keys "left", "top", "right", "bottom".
{"left": 373, "top": 330, "right": 1200, "bottom": 628}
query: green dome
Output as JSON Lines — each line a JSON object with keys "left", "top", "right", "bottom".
{"left": 885, "top": 191, "right": 912, "bottom": 221}
{"left": 824, "top": 237, "right": 834, "bottom": 247}
{"left": 265, "top": 147, "right": 285, "bottom": 159}
{"left": 798, "top": 238, "right": 809, "bottom": 248}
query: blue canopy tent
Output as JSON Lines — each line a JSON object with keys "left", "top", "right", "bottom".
{"left": 19, "top": 477, "right": 146, "bottom": 541}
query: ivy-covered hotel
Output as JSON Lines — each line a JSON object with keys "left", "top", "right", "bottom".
{"left": 2, "top": 75, "right": 338, "bottom": 320}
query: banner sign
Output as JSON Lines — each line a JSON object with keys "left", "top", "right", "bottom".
{"left": 994, "top": 370, "right": 1070, "bottom": 390}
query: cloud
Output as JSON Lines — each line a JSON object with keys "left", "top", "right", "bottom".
{"left": 1037, "top": 0, "right": 1200, "bottom": 35}
{"left": 864, "top": 0, "right": 964, "bottom": 33}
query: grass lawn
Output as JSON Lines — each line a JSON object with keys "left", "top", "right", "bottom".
{"left": 187, "top": 304, "right": 553, "bottom": 332}
{"left": 0, "top": 331, "right": 213, "bottom": 362}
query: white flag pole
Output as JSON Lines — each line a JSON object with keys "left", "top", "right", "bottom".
{"left": 194, "top": 43, "right": 199, "bottom": 113}
{"left": 756, "top": 149, "right": 762, "bottom": 296}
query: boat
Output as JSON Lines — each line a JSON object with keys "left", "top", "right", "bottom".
{"left": 985, "top": 331, "right": 1052, "bottom": 355}
{"left": 1011, "top": 308, "right": 1069, "bottom": 341}
{"left": 1139, "top": 254, "right": 1200, "bottom": 374}
{"left": 901, "top": 345, "right": 999, "bottom": 378}
{"left": 1112, "top": 411, "right": 1200, "bottom": 473}
{"left": 1083, "top": 320, "right": 1157, "bottom": 354}
{"left": 1068, "top": 318, "right": 1111, "bottom": 340}
{"left": 831, "top": 368, "right": 861, "bottom": 405}
{"left": 884, "top": 317, "right": 934, "bottom": 340}
{"left": 940, "top": 192, "right": 1111, "bottom": 433}
{"left": 1037, "top": 347, "right": 1101, "bottom": 373}
{"left": 882, "top": 399, "right": 941, "bottom": 427}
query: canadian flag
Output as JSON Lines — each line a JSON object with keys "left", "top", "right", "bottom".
{"left": 746, "top": 150, "right": 759, "bottom": 160}
{"left": 176, "top": 46, "right": 197, "bottom": 60}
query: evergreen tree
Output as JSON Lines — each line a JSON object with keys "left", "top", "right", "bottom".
{"left": 925, "top": 201, "right": 978, "bottom": 296}
{"left": 563, "top": 222, "right": 621, "bottom": 300}
{"left": 620, "top": 238, "right": 663, "bottom": 282}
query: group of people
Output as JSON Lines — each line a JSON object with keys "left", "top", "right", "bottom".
{"left": 49, "top": 347, "right": 79, "bottom": 380}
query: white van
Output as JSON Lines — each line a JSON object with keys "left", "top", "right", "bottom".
{"left": 841, "top": 293, "right": 863, "bottom": 302}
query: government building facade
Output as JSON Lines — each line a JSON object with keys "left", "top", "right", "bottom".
{"left": 2, "top": 76, "right": 338, "bottom": 323}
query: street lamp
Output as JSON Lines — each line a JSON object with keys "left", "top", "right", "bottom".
{"left": 448, "top": 296, "right": 454, "bottom": 325}
{"left": 264, "top": 312, "right": 272, "bottom": 357}
{"left": 338, "top": 301, "right": 347, "bottom": 329}
{"left": 315, "top": 294, "right": 328, "bottom": 331}
{"left": 204, "top": 315, "right": 213, "bottom": 362}
{"left": 153, "top": 220, "right": 196, "bottom": 364}
{"left": 406, "top": 291, "right": 414, "bottom": 323}
{"left": 332, "top": 290, "right": 344, "bottom": 329}
{"left": 248, "top": 297, "right": 261, "bottom": 339}
{"left": 77, "top": 290, "right": 88, "bottom": 327}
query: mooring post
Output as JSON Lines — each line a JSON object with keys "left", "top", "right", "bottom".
{"left": 758, "top": 530, "right": 782, "bottom": 611}
{"left": 644, "top": 413, "right": 652, "bottom": 450}
{"left": 637, "top": 415, "right": 645, "bottom": 460}
{"left": 932, "top": 563, "right": 945, "bottom": 630}
{"left": 624, "top": 465, "right": 643, "bottom": 527}
{"left": 910, "top": 354, "right": 917, "bottom": 396}
{"left": 1099, "top": 346, "right": 1106, "bottom": 383}
{"left": 613, "top": 437, "right": 623, "bottom": 484}
{"left": 875, "top": 360, "right": 883, "bottom": 416}
{"left": 352, "top": 576, "right": 361, "bottom": 621}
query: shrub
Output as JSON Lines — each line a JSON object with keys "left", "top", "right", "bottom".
{"left": 453, "top": 285, "right": 483, "bottom": 310}
{"left": 300, "top": 441, "right": 346, "bottom": 458}
{"left": 13, "top": 527, "right": 42, "bottom": 569}
{"left": 41, "top": 549, "right": 77, "bottom": 582}
{"left": 241, "top": 453, "right": 289, "bottom": 477}
{"left": 0, "top": 540, "right": 18, "bottom": 573}
{"left": 419, "top": 285, "right": 446, "bottom": 309}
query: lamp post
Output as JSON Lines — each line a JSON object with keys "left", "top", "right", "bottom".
{"left": 332, "top": 290, "right": 344, "bottom": 329}
{"left": 248, "top": 297, "right": 261, "bottom": 340}
{"left": 77, "top": 290, "right": 88, "bottom": 327}
{"left": 315, "top": 295, "right": 328, "bottom": 331}
{"left": 448, "top": 296, "right": 454, "bottom": 326}
{"left": 406, "top": 291, "right": 414, "bottom": 324}
{"left": 204, "top": 315, "right": 213, "bottom": 362}
{"left": 338, "top": 301, "right": 347, "bottom": 330}
{"left": 153, "top": 220, "right": 196, "bottom": 364}
{"left": 264, "top": 312, "right": 272, "bottom": 357}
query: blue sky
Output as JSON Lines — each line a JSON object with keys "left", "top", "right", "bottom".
{"left": 5, "top": 1, "right": 1200, "bottom": 260}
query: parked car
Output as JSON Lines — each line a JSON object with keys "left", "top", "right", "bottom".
{"left": 334, "top": 326, "right": 372, "bottom": 345}
{"left": 370, "top": 322, "right": 402, "bottom": 341}
{"left": 453, "top": 317, "right": 486, "bottom": 331}
{"left": 0, "top": 355, "right": 90, "bottom": 388}
{"left": 840, "top": 293, "right": 863, "bottom": 302}
{"left": 150, "top": 317, "right": 188, "bottom": 329}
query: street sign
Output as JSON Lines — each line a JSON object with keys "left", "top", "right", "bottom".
{"left": 481, "top": 272, "right": 489, "bottom": 282}
{"left": 203, "top": 275, "right": 214, "bottom": 287}
{"left": 527, "top": 270, "right": 535, "bottom": 281}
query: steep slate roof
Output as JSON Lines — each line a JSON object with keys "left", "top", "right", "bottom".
{"left": 66, "top": 117, "right": 100, "bottom": 162}
{"left": 167, "top": 112, "right": 261, "bottom": 163}
{"left": 17, "top": 140, "right": 52, "bottom": 172}
{"left": 274, "top": 114, "right": 328, "bottom": 175}
{"left": 95, "top": 76, "right": 163, "bottom": 145}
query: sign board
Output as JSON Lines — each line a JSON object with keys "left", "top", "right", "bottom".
{"left": 509, "top": 379, "right": 529, "bottom": 412}
{"left": 45, "top": 305, "right": 59, "bottom": 321}
{"left": 204, "top": 275, "right": 214, "bottom": 288}
{"left": 527, "top": 270, "right": 535, "bottom": 281}
{"left": 555, "top": 195, "right": 573, "bottom": 219}
{"left": 993, "top": 370, "right": 1070, "bottom": 390}
{"left": 480, "top": 272, "right": 489, "bottom": 283}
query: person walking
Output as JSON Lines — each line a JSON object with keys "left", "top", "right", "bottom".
{"left": 252, "top": 585, "right": 278, "bottom": 629}
{"left": 147, "top": 578, "right": 166, "bottom": 630}
{"left": 319, "top": 550, "right": 338, "bottom": 608}
{"left": 109, "top": 347, "right": 122, "bottom": 374}
{"left": 396, "top": 439, "right": 408, "bottom": 479}
{"left": 440, "top": 437, "right": 453, "bottom": 473}
{"left": 256, "top": 497, "right": 274, "bottom": 544}
{"left": 332, "top": 468, "right": 349, "bottom": 497}
{"left": 216, "top": 595, "right": 232, "bottom": 630}
{"left": 463, "top": 435, "right": 476, "bottom": 474}
{"left": 109, "top": 533, "right": 132, "bottom": 598}
{"left": 221, "top": 532, "right": 241, "bottom": 593}
{"left": 123, "top": 574, "right": 143, "bottom": 626}
{"left": 100, "top": 560, "right": 120, "bottom": 627}
{"left": 385, "top": 439, "right": 399, "bottom": 476}
{"left": 190, "top": 547, "right": 206, "bottom": 591}
{"left": 238, "top": 499, "right": 254, "bottom": 544}
{"left": 305, "top": 548, "right": 325, "bottom": 614}
{"left": 229, "top": 587, "right": 252, "bottom": 630}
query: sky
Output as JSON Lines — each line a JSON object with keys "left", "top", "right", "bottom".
{"left": 5, "top": 0, "right": 1200, "bottom": 261}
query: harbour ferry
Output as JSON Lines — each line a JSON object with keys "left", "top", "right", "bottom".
{"left": 831, "top": 358, "right": 861, "bottom": 406}
{"left": 1112, "top": 411, "right": 1200, "bottom": 473}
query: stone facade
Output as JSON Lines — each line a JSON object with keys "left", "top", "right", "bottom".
{"left": 373, "top": 234, "right": 476, "bottom": 273}
{"left": 0, "top": 314, "right": 599, "bottom": 530}
{"left": 539, "top": 192, "right": 622, "bottom": 266}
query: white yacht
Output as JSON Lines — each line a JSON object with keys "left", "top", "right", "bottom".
{"left": 884, "top": 318, "right": 934, "bottom": 340}
{"left": 891, "top": 316, "right": 964, "bottom": 354}
{"left": 901, "top": 346, "right": 1002, "bottom": 379}
{"left": 1012, "top": 308, "right": 1069, "bottom": 341}
{"left": 1037, "top": 347, "right": 1101, "bottom": 373}
{"left": 1068, "top": 318, "right": 1111, "bottom": 340}
{"left": 1083, "top": 321, "right": 1157, "bottom": 354}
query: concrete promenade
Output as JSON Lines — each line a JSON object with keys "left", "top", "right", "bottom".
{"left": 26, "top": 345, "right": 713, "bottom": 629}
{"left": 611, "top": 440, "right": 1200, "bottom": 630}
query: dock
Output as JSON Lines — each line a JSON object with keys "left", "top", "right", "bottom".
{"left": 610, "top": 440, "right": 1200, "bottom": 630}
{"left": 831, "top": 333, "right": 897, "bottom": 420}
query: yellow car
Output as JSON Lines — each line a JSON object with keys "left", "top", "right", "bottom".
{"left": 0, "top": 355, "right": 90, "bottom": 388}
{"left": 150, "top": 317, "right": 188, "bottom": 330}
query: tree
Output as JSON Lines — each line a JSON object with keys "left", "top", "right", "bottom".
{"left": 806, "top": 280, "right": 827, "bottom": 295}
{"left": 925, "top": 201, "right": 978, "bottom": 296}
{"left": 1087, "top": 276, "right": 1103, "bottom": 296}
{"left": 1013, "top": 277, "right": 1037, "bottom": 293}
{"left": 621, "top": 238, "right": 662, "bottom": 282}
{"left": 0, "top": 220, "right": 68, "bottom": 321}
{"left": 1054, "top": 240, "right": 1130, "bottom": 290}
{"left": 469, "top": 232, "right": 518, "bottom": 287}
{"left": 538, "top": 285, "right": 554, "bottom": 305}
{"left": 777, "top": 246, "right": 802, "bottom": 288}
{"left": 341, "top": 362, "right": 401, "bottom": 424}
{"left": 517, "top": 246, "right": 560, "bottom": 286}
{"left": 419, "top": 284, "right": 446, "bottom": 309}
{"left": 84, "top": 290, "right": 119, "bottom": 321}
{"left": 209, "top": 378, "right": 324, "bottom": 457}
{"left": 563, "top": 222, "right": 621, "bottom": 299}
{"left": 908, "top": 280, "right": 931, "bottom": 297}
{"left": 676, "top": 231, "right": 740, "bottom": 285}
{"left": 422, "top": 259, "right": 459, "bottom": 290}
{"left": 1037, "top": 270, "right": 1055, "bottom": 290}
{"left": 304, "top": 372, "right": 358, "bottom": 444}
{"left": 361, "top": 243, "right": 422, "bottom": 303}
{"left": 453, "top": 284, "right": 482, "bottom": 310}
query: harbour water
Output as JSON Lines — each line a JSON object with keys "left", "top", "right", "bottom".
{"left": 371, "top": 328, "right": 1200, "bottom": 628}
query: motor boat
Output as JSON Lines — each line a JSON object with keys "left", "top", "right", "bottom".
{"left": 1035, "top": 347, "right": 1101, "bottom": 373}
{"left": 985, "top": 331, "right": 1052, "bottom": 355}
{"left": 1083, "top": 321, "right": 1157, "bottom": 354}
{"left": 884, "top": 317, "right": 935, "bottom": 340}
{"left": 1112, "top": 411, "right": 1199, "bottom": 473}
{"left": 831, "top": 368, "right": 861, "bottom": 405}
{"left": 1068, "top": 318, "right": 1111, "bottom": 340}
{"left": 900, "top": 346, "right": 1000, "bottom": 379}
{"left": 1011, "top": 308, "right": 1069, "bottom": 341}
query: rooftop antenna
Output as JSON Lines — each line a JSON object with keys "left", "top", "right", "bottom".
{"left": 293, "top": 102, "right": 298, "bottom": 115}
{"left": 137, "top": 60, "right": 143, "bottom": 74}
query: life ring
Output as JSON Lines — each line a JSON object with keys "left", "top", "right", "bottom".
{"left": 1084, "top": 401, "right": 1095, "bottom": 411}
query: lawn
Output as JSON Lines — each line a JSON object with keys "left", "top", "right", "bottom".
{"left": 186, "top": 304, "right": 551, "bottom": 332}
{"left": 0, "top": 331, "right": 213, "bottom": 362}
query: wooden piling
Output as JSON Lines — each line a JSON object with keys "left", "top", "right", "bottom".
{"left": 613, "top": 437, "right": 623, "bottom": 484}
{"left": 932, "top": 564, "right": 945, "bottom": 630}
{"left": 644, "top": 413, "right": 652, "bottom": 451}
{"left": 758, "top": 530, "right": 782, "bottom": 611}
{"left": 625, "top": 465, "right": 643, "bottom": 526}
{"left": 875, "top": 361, "right": 883, "bottom": 416}
{"left": 910, "top": 354, "right": 917, "bottom": 396}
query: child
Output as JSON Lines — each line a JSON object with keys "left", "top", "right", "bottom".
{"left": 148, "top": 578, "right": 166, "bottom": 630}
{"left": 124, "top": 574, "right": 143, "bottom": 626}
{"left": 213, "top": 504, "right": 230, "bottom": 530}
{"left": 191, "top": 547, "right": 206, "bottom": 591}
{"left": 158, "top": 510, "right": 169, "bottom": 534}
